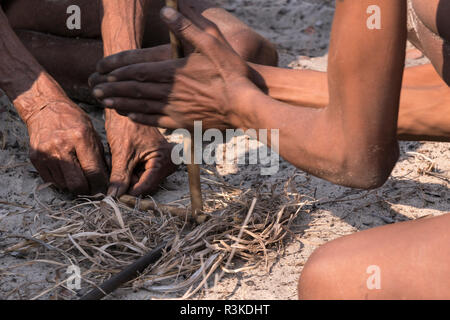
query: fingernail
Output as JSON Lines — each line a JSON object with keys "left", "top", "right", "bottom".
{"left": 103, "top": 99, "right": 114, "bottom": 107}
{"left": 107, "top": 76, "right": 117, "bottom": 82}
{"left": 107, "top": 186, "right": 118, "bottom": 198}
{"left": 161, "top": 7, "right": 178, "bottom": 22}
{"left": 93, "top": 88, "right": 104, "bottom": 98}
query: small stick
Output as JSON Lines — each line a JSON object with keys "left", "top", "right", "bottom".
{"left": 119, "top": 195, "right": 208, "bottom": 223}
{"left": 423, "top": 171, "right": 450, "bottom": 183}
{"left": 217, "top": 197, "right": 257, "bottom": 281}
{"left": 166, "top": 0, "right": 184, "bottom": 59}
{"left": 165, "top": 0, "right": 204, "bottom": 221}
{"left": 0, "top": 200, "right": 32, "bottom": 209}
{"left": 3, "top": 234, "right": 48, "bottom": 253}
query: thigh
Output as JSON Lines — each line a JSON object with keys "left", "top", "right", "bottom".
{"left": 410, "top": 0, "right": 450, "bottom": 40}
{"left": 299, "top": 213, "right": 450, "bottom": 299}
{"left": 1, "top": 0, "right": 216, "bottom": 47}
{"left": 15, "top": 30, "right": 103, "bottom": 102}
{"left": 408, "top": 0, "right": 450, "bottom": 84}
{"left": 1, "top": 0, "right": 168, "bottom": 50}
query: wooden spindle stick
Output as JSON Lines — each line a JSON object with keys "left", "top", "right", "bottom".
{"left": 165, "top": 0, "right": 204, "bottom": 221}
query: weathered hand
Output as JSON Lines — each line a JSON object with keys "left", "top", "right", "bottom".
{"left": 27, "top": 100, "right": 108, "bottom": 195}
{"left": 89, "top": 45, "right": 177, "bottom": 197}
{"left": 105, "top": 110, "right": 176, "bottom": 197}
{"left": 91, "top": 7, "right": 257, "bottom": 131}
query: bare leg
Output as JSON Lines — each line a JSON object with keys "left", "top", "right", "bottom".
{"left": 3, "top": 0, "right": 169, "bottom": 45}
{"left": 3, "top": 0, "right": 171, "bottom": 102}
{"left": 298, "top": 213, "right": 450, "bottom": 299}
{"left": 407, "top": 0, "right": 449, "bottom": 85}
{"left": 14, "top": 30, "right": 103, "bottom": 103}
{"left": 398, "top": 63, "right": 450, "bottom": 141}
{"left": 393, "top": 0, "right": 450, "bottom": 141}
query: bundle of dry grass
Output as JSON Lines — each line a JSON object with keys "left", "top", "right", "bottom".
{"left": 2, "top": 169, "right": 315, "bottom": 300}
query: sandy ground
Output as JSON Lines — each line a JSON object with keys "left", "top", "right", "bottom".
{"left": 1, "top": 0, "right": 449, "bottom": 300}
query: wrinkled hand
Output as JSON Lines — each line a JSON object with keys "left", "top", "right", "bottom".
{"left": 27, "top": 100, "right": 108, "bottom": 195}
{"left": 89, "top": 45, "right": 177, "bottom": 197}
{"left": 90, "top": 7, "right": 257, "bottom": 131}
{"left": 105, "top": 110, "right": 176, "bottom": 197}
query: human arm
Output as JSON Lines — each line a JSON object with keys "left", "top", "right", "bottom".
{"left": 96, "top": 0, "right": 277, "bottom": 196}
{"left": 0, "top": 7, "right": 108, "bottom": 194}
{"left": 99, "top": 0, "right": 178, "bottom": 197}
{"left": 92, "top": 0, "right": 408, "bottom": 189}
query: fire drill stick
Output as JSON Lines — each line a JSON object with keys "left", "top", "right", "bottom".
{"left": 165, "top": 0, "right": 203, "bottom": 220}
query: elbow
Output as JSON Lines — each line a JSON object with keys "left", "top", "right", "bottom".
{"left": 335, "top": 143, "right": 400, "bottom": 190}
{"left": 343, "top": 162, "right": 395, "bottom": 190}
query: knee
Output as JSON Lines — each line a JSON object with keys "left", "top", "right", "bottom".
{"left": 298, "top": 237, "right": 357, "bottom": 300}
{"left": 298, "top": 244, "right": 338, "bottom": 300}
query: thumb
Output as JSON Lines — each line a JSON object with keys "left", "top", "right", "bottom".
{"left": 108, "top": 159, "right": 136, "bottom": 198}
{"left": 160, "top": 6, "right": 222, "bottom": 58}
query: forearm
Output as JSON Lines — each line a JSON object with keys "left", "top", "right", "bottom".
{"left": 100, "top": 0, "right": 149, "bottom": 122}
{"left": 100, "top": 0, "right": 149, "bottom": 55}
{"left": 250, "top": 63, "right": 450, "bottom": 143}
{"left": 0, "top": 8, "right": 65, "bottom": 123}
{"left": 234, "top": 71, "right": 399, "bottom": 189}
{"left": 232, "top": 1, "right": 408, "bottom": 189}
{"left": 243, "top": 65, "right": 338, "bottom": 183}
{"left": 234, "top": 82, "right": 369, "bottom": 188}
{"left": 249, "top": 63, "right": 329, "bottom": 108}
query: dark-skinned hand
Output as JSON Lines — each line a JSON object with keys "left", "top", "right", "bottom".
{"left": 89, "top": 44, "right": 177, "bottom": 197}
{"left": 90, "top": 7, "right": 258, "bottom": 132}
